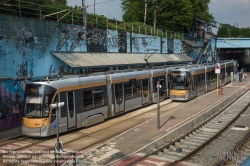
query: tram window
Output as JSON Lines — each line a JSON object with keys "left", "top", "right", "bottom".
{"left": 172, "top": 76, "right": 186, "bottom": 90}
{"left": 153, "top": 77, "right": 164, "bottom": 92}
{"left": 186, "top": 77, "right": 190, "bottom": 90}
{"left": 115, "top": 84, "right": 123, "bottom": 105}
{"left": 67, "top": 92, "right": 74, "bottom": 118}
{"left": 93, "top": 89, "right": 105, "bottom": 108}
{"left": 83, "top": 90, "right": 93, "bottom": 110}
{"left": 194, "top": 75, "right": 198, "bottom": 86}
{"left": 51, "top": 95, "right": 57, "bottom": 116}
{"left": 142, "top": 79, "right": 148, "bottom": 97}
{"left": 60, "top": 92, "right": 67, "bottom": 118}
{"left": 124, "top": 83, "right": 133, "bottom": 100}
{"left": 133, "top": 81, "right": 141, "bottom": 98}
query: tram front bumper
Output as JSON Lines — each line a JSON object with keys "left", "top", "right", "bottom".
{"left": 22, "top": 125, "right": 48, "bottom": 137}
{"left": 170, "top": 94, "right": 189, "bottom": 101}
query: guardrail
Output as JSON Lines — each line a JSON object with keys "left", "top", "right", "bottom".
{"left": 0, "top": 0, "right": 195, "bottom": 40}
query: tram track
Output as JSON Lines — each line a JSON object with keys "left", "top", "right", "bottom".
{"left": 0, "top": 100, "right": 180, "bottom": 166}
{"left": 124, "top": 87, "right": 250, "bottom": 166}
{"left": 0, "top": 85, "right": 236, "bottom": 166}
{"left": 59, "top": 87, "right": 242, "bottom": 166}
{"left": 218, "top": 130, "right": 250, "bottom": 166}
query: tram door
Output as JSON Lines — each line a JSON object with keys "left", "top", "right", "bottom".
{"left": 114, "top": 83, "right": 124, "bottom": 113}
{"left": 142, "top": 79, "right": 149, "bottom": 104}
{"left": 67, "top": 91, "right": 76, "bottom": 129}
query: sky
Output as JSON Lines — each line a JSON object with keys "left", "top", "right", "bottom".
{"left": 67, "top": 0, "right": 250, "bottom": 33}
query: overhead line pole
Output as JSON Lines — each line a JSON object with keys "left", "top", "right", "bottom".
{"left": 143, "top": 0, "right": 148, "bottom": 26}
{"left": 82, "top": 0, "right": 87, "bottom": 28}
{"left": 153, "top": 0, "right": 157, "bottom": 36}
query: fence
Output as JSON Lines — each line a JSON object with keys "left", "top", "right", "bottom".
{"left": 0, "top": 0, "right": 190, "bottom": 40}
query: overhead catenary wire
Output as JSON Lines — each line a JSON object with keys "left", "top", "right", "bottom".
{"left": 82, "top": 0, "right": 115, "bottom": 8}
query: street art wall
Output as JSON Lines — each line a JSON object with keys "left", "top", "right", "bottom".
{"left": 0, "top": 14, "right": 206, "bottom": 132}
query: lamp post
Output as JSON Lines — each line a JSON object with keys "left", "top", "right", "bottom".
{"left": 157, "top": 81, "right": 160, "bottom": 129}
{"left": 82, "top": 0, "right": 86, "bottom": 28}
{"left": 50, "top": 102, "right": 64, "bottom": 166}
{"left": 152, "top": 0, "right": 157, "bottom": 36}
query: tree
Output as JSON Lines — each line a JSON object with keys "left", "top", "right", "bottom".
{"left": 121, "top": 0, "right": 215, "bottom": 32}
{"left": 218, "top": 24, "right": 250, "bottom": 37}
{"left": 53, "top": 0, "right": 67, "bottom": 5}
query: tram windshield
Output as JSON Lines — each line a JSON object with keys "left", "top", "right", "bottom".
{"left": 24, "top": 84, "right": 55, "bottom": 118}
{"left": 171, "top": 71, "right": 190, "bottom": 90}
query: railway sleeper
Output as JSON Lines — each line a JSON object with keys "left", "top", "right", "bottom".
{"left": 211, "top": 118, "right": 231, "bottom": 122}
{"left": 187, "top": 139, "right": 205, "bottom": 144}
{"left": 162, "top": 151, "right": 186, "bottom": 158}
{"left": 205, "top": 124, "right": 227, "bottom": 129}
{"left": 180, "top": 140, "right": 202, "bottom": 146}
{"left": 201, "top": 127, "right": 219, "bottom": 132}
{"left": 194, "top": 131, "right": 215, "bottom": 136}
{"left": 192, "top": 135, "right": 212, "bottom": 140}
{"left": 203, "top": 125, "right": 224, "bottom": 130}
{"left": 176, "top": 144, "right": 197, "bottom": 151}
{"left": 207, "top": 120, "right": 229, "bottom": 125}
{"left": 190, "top": 136, "right": 210, "bottom": 141}
{"left": 199, "top": 128, "right": 218, "bottom": 134}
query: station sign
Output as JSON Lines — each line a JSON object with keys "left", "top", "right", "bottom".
{"left": 215, "top": 63, "right": 220, "bottom": 74}
{"left": 215, "top": 68, "right": 221, "bottom": 74}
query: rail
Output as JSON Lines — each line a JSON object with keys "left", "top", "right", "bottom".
{"left": 125, "top": 88, "right": 249, "bottom": 166}
{"left": 216, "top": 127, "right": 250, "bottom": 165}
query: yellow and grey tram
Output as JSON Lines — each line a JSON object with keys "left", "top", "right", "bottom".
{"left": 22, "top": 66, "right": 177, "bottom": 137}
{"left": 170, "top": 60, "right": 238, "bottom": 101}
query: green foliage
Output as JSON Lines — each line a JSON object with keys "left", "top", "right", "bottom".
{"left": 121, "top": 0, "right": 215, "bottom": 32}
{"left": 240, "top": 28, "right": 250, "bottom": 37}
{"left": 1, "top": 0, "right": 201, "bottom": 38}
{"left": 217, "top": 24, "right": 250, "bottom": 37}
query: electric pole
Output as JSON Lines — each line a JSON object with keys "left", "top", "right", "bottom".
{"left": 82, "top": 0, "right": 87, "bottom": 28}
{"left": 143, "top": 0, "right": 147, "bottom": 26}
{"left": 153, "top": 0, "right": 157, "bottom": 36}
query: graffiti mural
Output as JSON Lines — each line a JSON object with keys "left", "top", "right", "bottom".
{"left": 174, "top": 40, "right": 182, "bottom": 53}
{"left": 0, "top": 80, "right": 25, "bottom": 131}
{"left": 167, "top": 38, "right": 174, "bottom": 53}
{"left": 86, "top": 28, "right": 107, "bottom": 52}
{"left": 132, "top": 36, "right": 139, "bottom": 53}
{"left": 55, "top": 25, "right": 84, "bottom": 51}
{"left": 118, "top": 31, "right": 127, "bottom": 53}
{"left": 17, "top": 28, "right": 37, "bottom": 45}
{"left": 70, "top": 30, "right": 91, "bottom": 51}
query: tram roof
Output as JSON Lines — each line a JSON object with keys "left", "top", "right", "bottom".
{"left": 51, "top": 52, "right": 193, "bottom": 68}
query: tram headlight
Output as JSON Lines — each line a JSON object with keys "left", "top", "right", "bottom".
{"left": 42, "top": 119, "right": 47, "bottom": 125}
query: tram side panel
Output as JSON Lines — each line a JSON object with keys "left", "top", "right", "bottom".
{"left": 110, "top": 71, "right": 151, "bottom": 114}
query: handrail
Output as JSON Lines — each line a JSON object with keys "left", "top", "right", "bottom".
{"left": 0, "top": 0, "right": 189, "bottom": 40}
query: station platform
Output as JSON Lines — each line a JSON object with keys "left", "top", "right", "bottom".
{"left": 74, "top": 75, "right": 250, "bottom": 166}
{"left": 0, "top": 126, "right": 22, "bottom": 141}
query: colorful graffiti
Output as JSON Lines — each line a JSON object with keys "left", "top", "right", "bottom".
{"left": 0, "top": 81, "right": 25, "bottom": 131}
{"left": 17, "top": 28, "right": 37, "bottom": 45}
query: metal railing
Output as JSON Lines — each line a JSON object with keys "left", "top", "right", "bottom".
{"left": 0, "top": 0, "right": 190, "bottom": 40}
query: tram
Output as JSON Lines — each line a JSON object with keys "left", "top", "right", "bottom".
{"left": 170, "top": 60, "right": 238, "bottom": 101}
{"left": 22, "top": 66, "right": 178, "bottom": 137}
